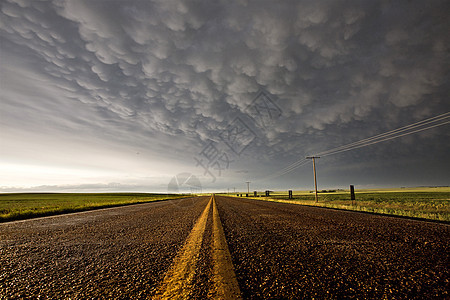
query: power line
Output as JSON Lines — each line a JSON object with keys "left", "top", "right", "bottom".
{"left": 256, "top": 158, "right": 309, "bottom": 182}
{"left": 258, "top": 111, "right": 450, "bottom": 181}
{"left": 318, "top": 112, "right": 449, "bottom": 156}
{"left": 267, "top": 159, "right": 308, "bottom": 178}
{"left": 319, "top": 120, "right": 449, "bottom": 157}
{"left": 317, "top": 112, "right": 450, "bottom": 157}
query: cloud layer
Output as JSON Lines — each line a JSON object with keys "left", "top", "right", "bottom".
{"left": 1, "top": 0, "right": 449, "bottom": 190}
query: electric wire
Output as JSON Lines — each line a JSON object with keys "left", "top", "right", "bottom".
{"left": 257, "top": 159, "right": 309, "bottom": 182}
{"left": 259, "top": 112, "right": 450, "bottom": 181}
{"left": 316, "top": 112, "right": 450, "bottom": 157}
{"left": 319, "top": 120, "right": 449, "bottom": 157}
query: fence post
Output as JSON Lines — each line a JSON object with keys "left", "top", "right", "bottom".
{"left": 350, "top": 185, "right": 355, "bottom": 205}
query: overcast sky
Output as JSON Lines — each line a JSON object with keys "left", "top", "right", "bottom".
{"left": 1, "top": 0, "right": 449, "bottom": 193}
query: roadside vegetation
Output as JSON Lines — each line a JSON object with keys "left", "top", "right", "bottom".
{"left": 224, "top": 187, "right": 450, "bottom": 222}
{"left": 0, "top": 193, "right": 189, "bottom": 222}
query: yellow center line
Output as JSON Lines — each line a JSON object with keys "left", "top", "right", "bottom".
{"left": 154, "top": 197, "right": 212, "bottom": 299}
{"left": 211, "top": 195, "right": 242, "bottom": 299}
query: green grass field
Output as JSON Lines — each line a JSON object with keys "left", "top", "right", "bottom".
{"left": 3, "top": 188, "right": 449, "bottom": 223}
{"left": 0, "top": 193, "right": 189, "bottom": 222}
{"left": 221, "top": 187, "right": 450, "bottom": 222}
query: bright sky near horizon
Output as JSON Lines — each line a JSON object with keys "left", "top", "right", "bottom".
{"left": 1, "top": 0, "right": 449, "bottom": 193}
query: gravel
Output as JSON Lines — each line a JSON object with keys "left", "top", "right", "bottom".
{"left": 216, "top": 196, "right": 449, "bottom": 299}
{"left": 0, "top": 196, "right": 210, "bottom": 299}
{"left": 2, "top": 195, "right": 447, "bottom": 299}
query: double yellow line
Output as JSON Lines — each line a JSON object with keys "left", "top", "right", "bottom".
{"left": 154, "top": 195, "right": 241, "bottom": 299}
{"left": 211, "top": 195, "right": 241, "bottom": 299}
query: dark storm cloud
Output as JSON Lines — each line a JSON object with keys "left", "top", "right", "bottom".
{"left": 1, "top": 0, "right": 449, "bottom": 189}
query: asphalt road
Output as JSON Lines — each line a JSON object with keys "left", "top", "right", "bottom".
{"left": 1, "top": 195, "right": 448, "bottom": 299}
{"left": 0, "top": 196, "right": 211, "bottom": 299}
{"left": 215, "top": 196, "right": 449, "bottom": 299}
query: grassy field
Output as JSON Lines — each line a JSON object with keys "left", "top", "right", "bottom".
{"left": 0, "top": 193, "right": 189, "bottom": 222}
{"left": 221, "top": 187, "right": 450, "bottom": 222}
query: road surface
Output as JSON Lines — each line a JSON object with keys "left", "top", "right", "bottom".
{"left": 1, "top": 195, "right": 448, "bottom": 299}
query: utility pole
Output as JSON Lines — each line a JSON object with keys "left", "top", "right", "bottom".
{"left": 246, "top": 181, "right": 250, "bottom": 194}
{"left": 306, "top": 156, "right": 320, "bottom": 203}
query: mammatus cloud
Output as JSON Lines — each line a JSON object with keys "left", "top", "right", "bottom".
{"left": 1, "top": 0, "right": 449, "bottom": 190}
